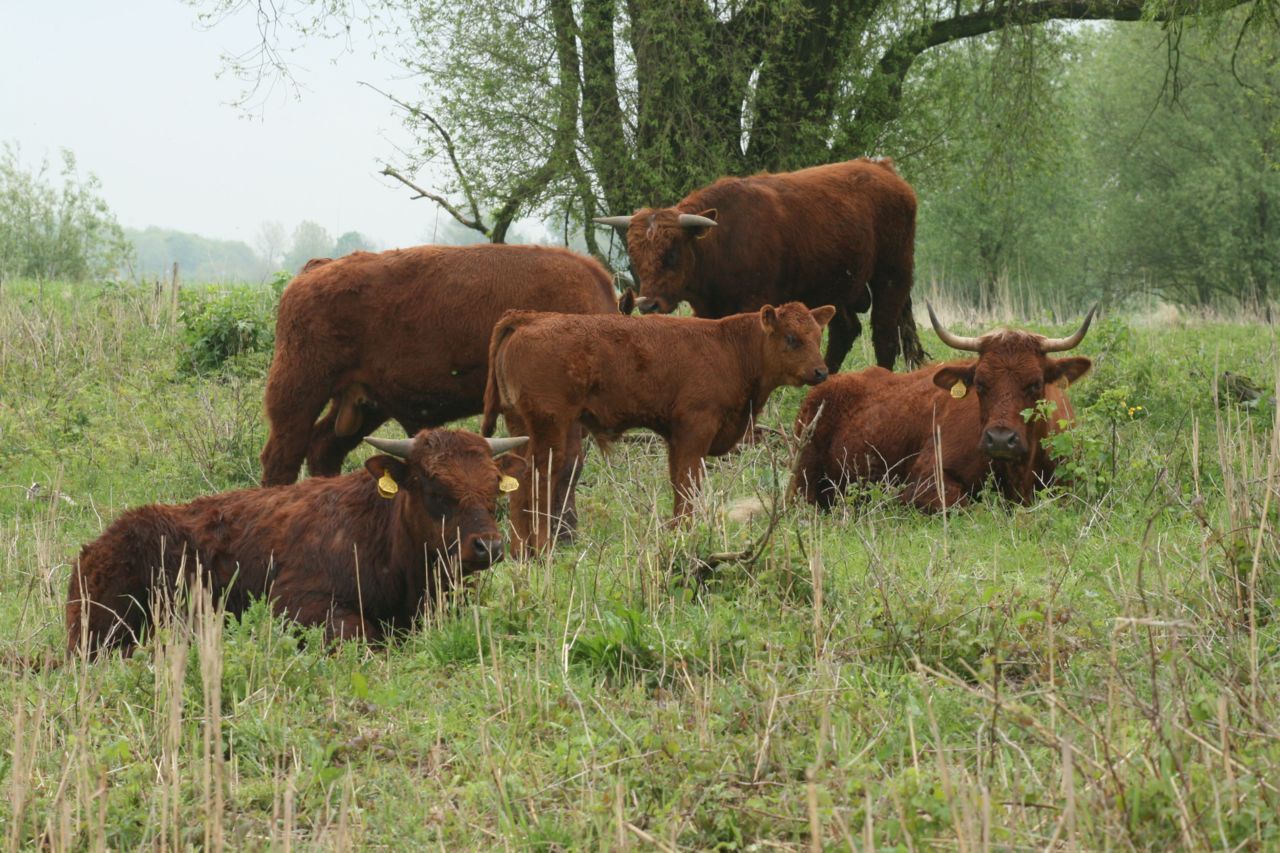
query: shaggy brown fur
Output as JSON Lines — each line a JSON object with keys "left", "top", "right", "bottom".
{"left": 611, "top": 157, "right": 923, "bottom": 372}
{"left": 791, "top": 329, "right": 1091, "bottom": 510}
{"left": 483, "top": 302, "right": 834, "bottom": 551}
{"left": 260, "top": 244, "right": 617, "bottom": 487}
{"left": 67, "top": 430, "right": 524, "bottom": 656}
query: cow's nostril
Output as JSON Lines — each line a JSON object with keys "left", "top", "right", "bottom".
{"left": 473, "top": 538, "right": 503, "bottom": 562}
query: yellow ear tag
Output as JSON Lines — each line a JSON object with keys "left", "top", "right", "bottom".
{"left": 377, "top": 472, "right": 399, "bottom": 499}
{"left": 950, "top": 381, "right": 968, "bottom": 399}
{"left": 499, "top": 475, "right": 520, "bottom": 493}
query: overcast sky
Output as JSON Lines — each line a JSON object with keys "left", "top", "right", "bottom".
{"left": 2, "top": 0, "right": 444, "bottom": 250}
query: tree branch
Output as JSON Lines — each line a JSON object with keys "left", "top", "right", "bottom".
{"left": 840, "top": 0, "right": 1254, "bottom": 154}
{"left": 379, "top": 165, "right": 489, "bottom": 235}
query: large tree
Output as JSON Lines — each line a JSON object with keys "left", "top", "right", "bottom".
{"left": 199, "top": 0, "right": 1264, "bottom": 256}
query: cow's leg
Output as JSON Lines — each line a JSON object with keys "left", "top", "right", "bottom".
{"left": 666, "top": 427, "right": 716, "bottom": 521}
{"left": 824, "top": 308, "right": 861, "bottom": 374}
{"left": 868, "top": 276, "right": 913, "bottom": 370}
{"left": 902, "top": 456, "right": 969, "bottom": 512}
{"left": 260, "top": 380, "right": 334, "bottom": 487}
{"left": 551, "top": 423, "right": 587, "bottom": 542}
{"left": 325, "top": 608, "right": 384, "bottom": 644}
{"left": 790, "top": 444, "right": 845, "bottom": 511}
{"left": 305, "top": 406, "right": 389, "bottom": 478}
{"left": 504, "top": 411, "right": 570, "bottom": 554}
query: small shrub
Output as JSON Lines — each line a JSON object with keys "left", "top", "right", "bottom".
{"left": 178, "top": 285, "right": 278, "bottom": 375}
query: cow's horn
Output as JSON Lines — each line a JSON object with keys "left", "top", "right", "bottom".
{"left": 364, "top": 436, "right": 415, "bottom": 459}
{"left": 485, "top": 436, "right": 529, "bottom": 456}
{"left": 593, "top": 215, "right": 634, "bottom": 229}
{"left": 1041, "top": 304, "right": 1098, "bottom": 353}
{"left": 677, "top": 214, "right": 718, "bottom": 230}
{"left": 927, "top": 302, "right": 982, "bottom": 352}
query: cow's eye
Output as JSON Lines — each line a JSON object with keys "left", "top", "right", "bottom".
{"left": 785, "top": 334, "right": 799, "bottom": 349}
{"left": 663, "top": 246, "right": 681, "bottom": 268}
{"left": 1026, "top": 381, "right": 1044, "bottom": 396}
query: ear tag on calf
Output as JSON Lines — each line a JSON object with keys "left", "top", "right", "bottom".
{"left": 377, "top": 472, "right": 399, "bottom": 499}
{"left": 950, "top": 381, "right": 968, "bottom": 399}
{"left": 499, "top": 475, "right": 520, "bottom": 493}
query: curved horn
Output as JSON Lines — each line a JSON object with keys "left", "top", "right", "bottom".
{"left": 593, "top": 215, "right": 634, "bottom": 229}
{"left": 927, "top": 302, "right": 982, "bottom": 352}
{"left": 677, "top": 214, "right": 718, "bottom": 230}
{"left": 1041, "top": 303, "right": 1098, "bottom": 353}
{"left": 485, "top": 436, "right": 529, "bottom": 456}
{"left": 364, "top": 435, "right": 415, "bottom": 459}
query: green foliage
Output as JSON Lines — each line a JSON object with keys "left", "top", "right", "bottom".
{"left": 177, "top": 284, "right": 278, "bottom": 375}
{"left": 0, "top": 143, "right": 132, "bottom": 281}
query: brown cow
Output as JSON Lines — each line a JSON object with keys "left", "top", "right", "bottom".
{"left": 791, "top": 305, "right": 1095, "bottom": 510}
{"left": 260, "top": 244, "right": 618, "bottom": 490}
{"left": 595, "top": 157, "right": 924, "bottom": 373}
{"left": 482, "top": 302, "right": 834, "bottom": 550}
{"left": 67, "top": 430, "right": 527, "bottom": 655}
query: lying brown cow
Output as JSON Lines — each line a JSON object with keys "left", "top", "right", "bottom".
{"left": 483, "top": 303, "right": 834, "bottom": 550}
{"left": 791, "top": 305, "right": 1095, "bottom": 510}
{"left": 67, "top": 430, "right": 527, "bottom": 655}
{"left": 595, "top": 157, "right": 924, "bottom": 372}
{"left": 260, "top": 244, "right": 617, "bottom": 487}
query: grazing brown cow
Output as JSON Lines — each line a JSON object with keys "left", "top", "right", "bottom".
{"left": 260, "top": 244, "right": 617, "bottom": 488}
{"left": 482, "top": 302, "right": 834, "bottom": 550}
{"left": 791, "top": 305, "right": 1095, "bottom": 511}
{"left": 67, "top": 430, "right": 527, "bottom": 655}
{"left": 595, "top": 157, "right": 924, "bottom": 373}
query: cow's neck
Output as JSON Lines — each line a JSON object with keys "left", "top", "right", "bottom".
{"left": 720, "top": 314, "right": 774, "bottom": 411}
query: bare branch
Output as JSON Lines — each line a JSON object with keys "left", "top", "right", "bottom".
{"left": 379, "top": 165, "right": 489, "bottom": 236}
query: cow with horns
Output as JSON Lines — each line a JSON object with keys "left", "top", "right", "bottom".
{"left": 67, "top": 430, "right": 527, "bottom": 655}
{"left": 260, "top": 244, "right": 618, "bottom": 488}
{"left": 596, "top": 157, "right": 925, "bottom": 373}
{"left": 790, "top": 305, "right": 1096, "bottom": 510}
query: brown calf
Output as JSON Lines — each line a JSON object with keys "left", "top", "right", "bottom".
{"left": 483, "top": 303, "right": 834, "bottom": 550}
{"left": 791, "top": 306, "right": 1095, "bottom": 510}
{"left": 67, "top": 430, "right": 526, "bottom": 655}
{"left": 596, "top": 157, "right": 924, "bottom": 372}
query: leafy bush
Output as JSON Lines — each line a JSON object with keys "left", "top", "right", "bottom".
{"left": 178, "top": 284, "right": 278, "bottom": 375}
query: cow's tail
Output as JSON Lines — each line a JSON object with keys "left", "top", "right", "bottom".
{"left": 898, "top": 297, "right": 929, "bottom": 368}
{"left": 482, "top": 311, "right": 529, "bottom": 437}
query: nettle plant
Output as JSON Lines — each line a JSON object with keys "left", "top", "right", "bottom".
{"left": 1028, "top": 385, "right": 1148, "bottom": 499}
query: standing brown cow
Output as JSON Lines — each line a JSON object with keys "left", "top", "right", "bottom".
{"left": 67, "top": 430, "right": 527, "bottom": 655}
{"left": 260, "top": 244, "right": 618, "bottom": 488}
{"left": 483, "top": 303, "right": 834, "bottom": 551}
{"left": 791, "top": 305, "right": 1095, "bottom": 510}
{"left": 595, "top": 157, "right": 924, "bottom": 373}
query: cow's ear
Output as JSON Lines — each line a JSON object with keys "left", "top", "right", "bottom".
{"left": 618, "top": 288, "right": 636, "bottom": 315}
{"left": 810, "top": 305, "right": 836, "bottom": 328}
{"left": 760, "top": 305, "right": 779, "bottom": 332}
{"left": 364, "top": 455, "right": 408, "bottom": 484}
{"left": 933, "top": 363, "right": 975, "bottom": 394}
{"left": 689, "top": 208, "right": 717, "bottom": 239}
{"left": 496, "top": 453, "right": 527, "bottom": 481}
{"left": 1045, "top": 356, "right": 1092, "bottom": 387}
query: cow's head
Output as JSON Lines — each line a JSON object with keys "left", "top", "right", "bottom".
{"left": 364, "top": 430, "right": 528, "bottom": 571}
{"left": 760, "top": 302, "right": 835, "bottom": 387}
{"left": 594, "top": 208, "right": 718, "bottom": 315}
{"left": 929, "top": 304, "right": 1095, "bottom": 462}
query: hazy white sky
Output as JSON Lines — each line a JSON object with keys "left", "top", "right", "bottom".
{"left": 2, "top": 0, "right": 443, "bottom": 249}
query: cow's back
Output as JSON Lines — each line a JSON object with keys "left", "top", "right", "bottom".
{"left": 268, "top": 244, "right": 616, "bottom": 426}
{"left": 686, "top": 158, "right": 917, "bottom": 307}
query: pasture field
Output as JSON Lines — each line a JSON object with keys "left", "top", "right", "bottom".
{"left": 1, "top": 280, "right": 1278, "bottom": 849}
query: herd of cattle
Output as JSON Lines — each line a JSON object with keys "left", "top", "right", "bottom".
{"left": 65, "top": 157, "right": 1094, "bottom": 656}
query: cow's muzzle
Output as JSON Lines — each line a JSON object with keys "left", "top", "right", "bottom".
{"left": 635, "top": 296, "right": 667, "bottom": 315}
{"left": 807, "top": 367, "right": 829, "bottom": 386}
{"left": 982, "top": 426, "right": 1027, "bottom": 460}
{"left": 467, "top": 536, "right": 505, "bottom": 566}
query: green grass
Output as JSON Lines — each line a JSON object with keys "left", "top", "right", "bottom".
{"left": 2, "top": 280, "right": 1279, "bottom": 848}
